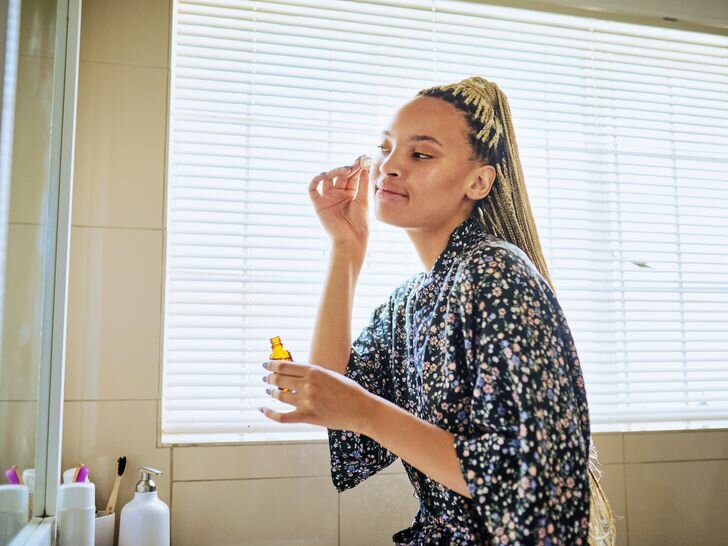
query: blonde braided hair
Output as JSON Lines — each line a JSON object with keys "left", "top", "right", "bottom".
{"left": 417, "top": 76, "right": 617, "bottom": 546}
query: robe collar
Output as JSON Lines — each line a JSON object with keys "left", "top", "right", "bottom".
{"left": 428, "top": 215, "right": 487, "bottom": 277}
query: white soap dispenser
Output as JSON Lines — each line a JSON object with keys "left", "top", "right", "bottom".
{"left": 118, "top": 466, "right": 170, "bottom": 546}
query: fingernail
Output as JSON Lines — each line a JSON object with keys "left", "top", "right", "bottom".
{"left": 262, "top": 361, "right": 268, "bottom": 368}
{"left": 258, "top": 407, "right": 265, "bottom": 413}
{"left": 262, "top": 375, "right": 267, "bottom": 383}
{"left": 265, "top": 388, "right": 272, "bottom": 396}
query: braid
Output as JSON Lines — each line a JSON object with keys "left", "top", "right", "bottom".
{"left": 416, "top": 77, "right": 555, "bottom": 294}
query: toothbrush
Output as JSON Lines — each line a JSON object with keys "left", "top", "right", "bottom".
{"left": 5, "top": 465, "right": 22, "bottom": 485}
{"left": 74, "top": 465, "right": 90, "bottom": 483}
{"left": 72, "top": 463, "right": 86, "bottom": 482}
{"left": 105, "top": 456, "right": 127, "bottom": 514}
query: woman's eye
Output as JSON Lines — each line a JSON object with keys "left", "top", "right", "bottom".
{"left": 376, "top": 146, "right": 432, "bottom": 160}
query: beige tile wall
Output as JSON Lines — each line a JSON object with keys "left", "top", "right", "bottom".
{"left": 62, "top": 0, "right": 172, "bottom": 533}
{"left": 62, "top": 1, "right": 728, "bottom": 545}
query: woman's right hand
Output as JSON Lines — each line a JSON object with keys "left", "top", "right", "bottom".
{"left": 308, "top": 156, "right": 371, "bottom": 251}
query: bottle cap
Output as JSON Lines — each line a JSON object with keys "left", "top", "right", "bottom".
{"left": 57, "top": 482, "right": 95, "bottom": 510}
{"left": 0, "top": 485, "right": 29, "bottom": 512}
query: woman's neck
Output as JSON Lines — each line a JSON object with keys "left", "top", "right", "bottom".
{"left": 405, "top": 214, "right": 471, "bottom": 273}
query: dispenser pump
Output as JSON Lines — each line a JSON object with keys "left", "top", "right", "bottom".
{"left": 135, "top": 467, "right": 162, "bottom": 493}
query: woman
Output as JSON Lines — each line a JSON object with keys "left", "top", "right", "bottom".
{"left": 260, "top": 76, "right": 615, "bottom": 545}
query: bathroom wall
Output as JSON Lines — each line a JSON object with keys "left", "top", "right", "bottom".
{"left": 61, "top": 0, "right": 728, "bottom": 544}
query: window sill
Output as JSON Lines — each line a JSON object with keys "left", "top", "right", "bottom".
{"left": 161, "top": 430, "right": 330, "bottom": 447}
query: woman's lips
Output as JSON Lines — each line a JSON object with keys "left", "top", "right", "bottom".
{"left": 375, "top": 188, "right": 407, "bottom": 200}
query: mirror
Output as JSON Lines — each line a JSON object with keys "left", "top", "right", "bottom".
{"left": 1, "top": 0, "right": 80, "bottom": 541}
{"left": 0, "top": 0, "right": 59, "bottom": 499}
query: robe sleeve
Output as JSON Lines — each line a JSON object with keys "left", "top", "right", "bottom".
{"left": 452, "top": 247, "right": 591, "bottom": 542}
{"left": 327, "top": 299, "right": 398, "bottom": 492}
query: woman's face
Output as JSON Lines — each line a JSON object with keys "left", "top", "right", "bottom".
{"left": 371, "top": 95, "right": 494, "bottom": 231}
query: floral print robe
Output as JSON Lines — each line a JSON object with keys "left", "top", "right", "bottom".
{"left": 327, "top": 215, "right": 591, "bottom": 545}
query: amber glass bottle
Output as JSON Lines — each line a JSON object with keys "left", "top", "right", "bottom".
{"left": 268, "top": 336, "right": 293, "bottom": 393}
{"left": 269, "top": 336, "right": 293, "bottom": 361}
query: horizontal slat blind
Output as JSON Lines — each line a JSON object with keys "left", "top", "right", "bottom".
{"left": 163, "top": 0, "right": 728, "bottom": 443}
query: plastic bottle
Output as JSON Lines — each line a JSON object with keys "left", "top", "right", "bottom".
{"left": 118, "top": 467, "right": 170, "bottom": 546}
{"left": 0, "top": 484, "right": 30, "bottom": 545}
{"left": 56, "top": 482, "right": 95, "bottom": 546}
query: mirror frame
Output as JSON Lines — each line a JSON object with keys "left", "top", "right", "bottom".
{"left": 34, "top": 0, "right": 81, "bottom": 520}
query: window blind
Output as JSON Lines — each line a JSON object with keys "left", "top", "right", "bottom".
{"left": 162, "top": 0, "right": 728, "bottom": 443}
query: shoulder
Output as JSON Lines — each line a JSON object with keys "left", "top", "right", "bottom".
{"left": 451, "top": 238, "right": 568, "bottom": 339}
{"left": 453, "top": 235, "right": 552, "bottom": 301}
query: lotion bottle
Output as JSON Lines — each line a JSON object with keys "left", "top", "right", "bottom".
{"left": 118, "top": 467, "right": 169, "bottom": 546}
{"left": 56, "top": 482, "right": 94, "bottom": 546}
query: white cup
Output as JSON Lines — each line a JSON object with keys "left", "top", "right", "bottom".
{"left": 95, "top": 510, "right": 115, "bottom": 546}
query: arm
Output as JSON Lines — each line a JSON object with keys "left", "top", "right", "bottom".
{"left": 448, "top": 248, "right": 591, "bottom": 541}
{"left": 325, "top": 282, "right": 408, "bottom": 492}
{"left": 309, "top": 242, "right": 365, "bottom": 375}
{"left": 360, "top": 395, "right": 472, "bottom": 498}
{"left": 307, "top": 159, "right": 371, "bottom": 375}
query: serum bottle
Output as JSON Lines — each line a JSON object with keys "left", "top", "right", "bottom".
{"left": 268, "top": 337, "right": 293, "bottom": 393}
{"left": 269, "top": 336, "right": 293, "bottom": 362}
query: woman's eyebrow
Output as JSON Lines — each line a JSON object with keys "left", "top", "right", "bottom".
{"left": 381, "top": 130, "right": 443, "bottom": 148}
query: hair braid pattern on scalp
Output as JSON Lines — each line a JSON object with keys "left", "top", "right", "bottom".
{"left": 417, "top": 76, "right": 617, "bottom": 546}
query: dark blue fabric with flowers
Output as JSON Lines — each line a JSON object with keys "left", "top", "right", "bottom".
{"left": 327, "top": 215, "right": 591, "bottom": 545}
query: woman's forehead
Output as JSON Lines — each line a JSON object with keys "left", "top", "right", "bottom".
{"left": 384, "top": 97, "right": 467, "bottom": 147}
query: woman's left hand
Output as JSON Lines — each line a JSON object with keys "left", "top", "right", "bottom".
{"left": 260, "top": 360, "right": 376, "bottom": 433}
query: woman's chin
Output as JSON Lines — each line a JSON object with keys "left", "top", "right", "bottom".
{"left": 373, "top": 207, "right": 409, "bottom": 228}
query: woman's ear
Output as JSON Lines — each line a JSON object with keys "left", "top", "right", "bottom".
{"left": 465, "top": 164, "right": 496, "bottom": 201}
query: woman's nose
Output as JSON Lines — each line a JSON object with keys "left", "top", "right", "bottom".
{"left": 379, "top": 153, "right": 402, "bottom": 177}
